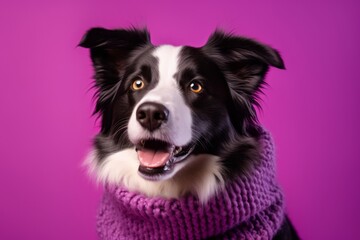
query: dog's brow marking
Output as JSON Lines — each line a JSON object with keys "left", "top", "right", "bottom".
{"left": 153, "top": 45, "right": 181, "bottom": 87}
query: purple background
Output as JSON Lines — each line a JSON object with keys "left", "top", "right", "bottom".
{"left": 1, "top": 0, "right": 359, "bottom": 239}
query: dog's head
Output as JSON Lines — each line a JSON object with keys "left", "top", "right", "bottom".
{"left": 80, "top": 27, "right": 284, "bottom": 195}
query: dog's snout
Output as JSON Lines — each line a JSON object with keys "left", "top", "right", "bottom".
{"left": 136, "top": 102, "right": 169, "bottom": 131}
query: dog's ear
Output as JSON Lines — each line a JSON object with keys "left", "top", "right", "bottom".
{"left": 202, "top": 30, "right": 285, "bottom": 134}
{"left": 79, "top": 27, "right": 151, "bottom": 69}
{"left": 202, "top": 30, "right": 284, "bottom": 96}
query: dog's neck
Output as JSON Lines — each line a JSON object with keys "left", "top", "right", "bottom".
{"left": 95, "top": 129, "right": 285, "bottom": 239}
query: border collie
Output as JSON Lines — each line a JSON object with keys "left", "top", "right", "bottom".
{"left": 80, "top": 27, "right": 299, "bottom": 239}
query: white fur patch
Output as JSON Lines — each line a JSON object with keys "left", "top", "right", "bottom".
{"left": 127, "top": 45, "right": 192, "bottom": 146}
{"left": 85, "top": 150, "right": 224, "bottom": 203}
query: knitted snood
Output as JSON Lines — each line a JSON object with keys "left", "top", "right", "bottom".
{"left": 97, "top": 130, "right": 284, "bottom": 240}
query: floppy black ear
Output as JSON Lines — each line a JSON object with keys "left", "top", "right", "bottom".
{"left": 79, "top": 27, "right": 150, "bottom": 49}
{"left": 203, "top": 30, "right": 284, "bottom": 96}
{"left": 79, "top": 27, "right": 151, "bottom": 69}
{"left": 202, "top": 30, "right": 285, "bottom": 134}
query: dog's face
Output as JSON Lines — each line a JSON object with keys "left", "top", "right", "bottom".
{"left": 80, "top": 28, "right": 284, "bottom": 199}
{"left": 125, "top": 45, "right": 231, "bottom": 178}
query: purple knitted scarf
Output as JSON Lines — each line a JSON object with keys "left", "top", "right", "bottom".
{"left": 96, "top": 130, "right": 284, "bottom": 239}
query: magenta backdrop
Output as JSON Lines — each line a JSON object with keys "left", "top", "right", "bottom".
{"left": 1, "top": 0, "right": 359, "bottom": 239}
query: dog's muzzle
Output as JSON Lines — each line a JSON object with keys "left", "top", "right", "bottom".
{"left": 134, "top": 102, "right": 194, "bottom": 180}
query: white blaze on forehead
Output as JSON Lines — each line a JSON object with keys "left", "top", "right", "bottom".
{"left": 127, "top": 45, "right": 193, "bottom": 146}
{"left": 154, "top": 45, "right": 181, "bottom": 87}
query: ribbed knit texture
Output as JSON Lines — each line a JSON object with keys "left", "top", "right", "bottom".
{"left": 97, "top": 129, "right": 284, "bottom": 240}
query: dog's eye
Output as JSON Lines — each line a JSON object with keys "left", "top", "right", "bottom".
{"left": 189, "top": 81, "right": 203, "bottom": 93}
{"left": 131, "top": 79, "right": 145, "bottom": 91}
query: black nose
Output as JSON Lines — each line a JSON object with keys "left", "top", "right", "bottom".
{"left": 136, "top": 102, "right": 169, "bottom": 131}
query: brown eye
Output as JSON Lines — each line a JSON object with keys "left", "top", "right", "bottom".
{"left": 131, "top": 79, "right": 145, "bottom": 91}
{"left": 190, "top": 81, "right": 203, "bottom": 93}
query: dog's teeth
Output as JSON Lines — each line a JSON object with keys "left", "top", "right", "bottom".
{"left": 174, "top": 147, "right": 182, "bottom": 154}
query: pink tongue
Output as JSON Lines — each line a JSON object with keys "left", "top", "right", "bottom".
{"left": 138, "top": 149, "right": 171, "bottom": 168}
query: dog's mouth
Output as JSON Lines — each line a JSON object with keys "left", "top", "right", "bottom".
{"left": 135, "top": 139, "right": 194, "bottom": 180}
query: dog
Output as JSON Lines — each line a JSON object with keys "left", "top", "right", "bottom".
{"left": 80, "top": 27, "right": 299, "bottom": 239}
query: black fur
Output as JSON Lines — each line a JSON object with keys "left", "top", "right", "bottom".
{"left": 79, "top": 27, "right": 155, "bottom": 162}
{"left": 274, "top": 216, "right": 301, "bottom": 240}
{"left": 79, "top": 27, "right": 153, "bottom": 134}
{"left": 80, "top": 27, "right": 299, "bottom": 239}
